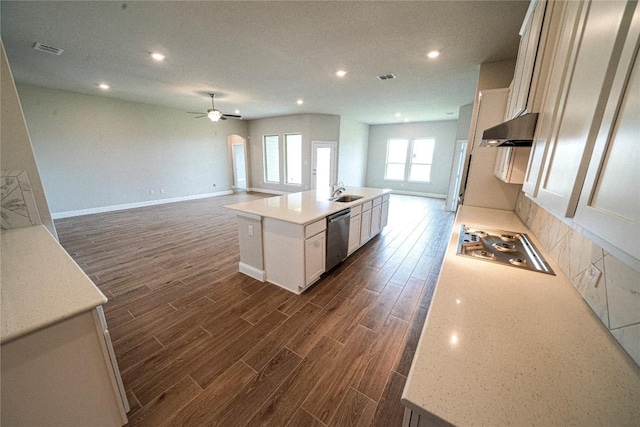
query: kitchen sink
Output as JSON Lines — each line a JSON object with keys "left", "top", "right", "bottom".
{"left": 329, "top": 195, "right": 363, "bottom": 203}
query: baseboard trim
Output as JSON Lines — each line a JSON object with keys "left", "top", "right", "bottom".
{"left": 390, "top": 190, "right": 447, "bottom": 199}
{"left": 239, "top": 262, "right": 266, "bottom": 282}
{"left": 52, "top": 191, "right": 234, "bottom": 219}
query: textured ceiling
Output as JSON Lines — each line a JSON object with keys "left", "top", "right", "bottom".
{"left": 1, "top": 1, "right": 529, "bottom": 124}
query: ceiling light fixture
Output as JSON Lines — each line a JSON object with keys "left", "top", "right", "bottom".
{"left": 207, "top": 110, "right": 223, "bottom": 122}
{"left": 150, "top": 52, "right": 166, "bottom": 61}
{"left": 395, "top": 112, "right": 402, "bottom": 117}
{"left": 336, "top": 70, "right": 347, "bottom": 77}
{"left": 235, "top": 110, "right": 240, "bottom": 115}
{"left": 99, "top": 83, "right": 110, "bottom": 90}
{"left": 297, "top": 99, "right": 304, "bottom": 105}
{"left": 427, "top": 50, "right": 441, "bottom": 59}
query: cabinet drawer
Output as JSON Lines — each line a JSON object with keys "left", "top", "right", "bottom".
{"left": 350, "top": 204, "right": 362, "bottom": 216}
{"left": 361, "top": 200, "right": 372, "bottom": 211}
{"left": 372, "top": 196, "right": 382, "bottom": 207}
{"left": 305, "top": 218, "right": 326, "bottom": 239}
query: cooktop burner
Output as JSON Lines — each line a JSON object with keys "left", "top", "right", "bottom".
{"left": 457, "top": 224, "right": 555, "bottom": 275}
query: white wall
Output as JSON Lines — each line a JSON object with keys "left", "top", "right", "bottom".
{"left": 365, "top": 120, "right": 458, "bottom": 197}
{"left": 17, "top": 84, "right": 248, "bottom": 215}
{"left": 338, "top": 116, "right": 368, "bottom": 187}
{"left": 247, "top": 114, "right": 340, "bottom": 193}
{"left": 1, "top": 42, "right": 57, "bottom": 237}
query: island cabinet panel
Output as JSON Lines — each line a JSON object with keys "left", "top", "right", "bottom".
{"left": 370, "top": 197, "right": 383, "bottom": 237}
{"left": 526, "top": 0, "right": 635, "bottom": 218}
{"left": 236, "top": 214, "right": 264, "bottom": 281}
{"left": 381, "top": 198, "right": 390, "bottom": 229}
{"left": 348, "top": 212, "right": 361, "bottom": 255}
{"left": 360, "top": 203, "right": 372, "bottom": 245}
{"left": 574, "top": 9, "right": 640, "bottom": 262}
{"left": 263, "top": 217, "right": 326, "bottom": 293}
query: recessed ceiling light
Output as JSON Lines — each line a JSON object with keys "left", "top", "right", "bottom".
{"left": 150, "top": 52, "right": 165, "bottom": 61}
{"left": 395, "top": 112, "right": 402, "bottom": 117}
{"left": 336, "top": 70, "right": 347, "bottom": 77}
{"left": 297, "top": 99, "right": 304, "bottom": 105}
{"left": 427, "top": 50, "right": 441, "bottom": 59}
{"left": 99, "top": 83, "right": 110, "bottom": 90}
{"left": 235, "top": 109, "right": 240, "bottom": 114}
{"left": 404, "top": 118, "right": 409, "bottom": 122}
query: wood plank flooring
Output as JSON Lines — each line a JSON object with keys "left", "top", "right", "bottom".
{"left": 55, "top": 193, "right": 454, "bottom": 427}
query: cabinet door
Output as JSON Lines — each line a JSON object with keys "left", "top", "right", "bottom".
{"left": 507, "top": 0, "right": 549, "bottom": 118}
{"left": 370, "top": 203, "right": 382, "bottom": 237}
{"left": 360, "top": 208, "right": 372, "bottom": 245}
{"left": 574, "top": 10, "right": 640, "bottom": 261}
{"left": 348, "top": 214, "right": 361, "bottom": 254}
{"left": 523, "top": 0, "right": 588, "bottom": 196}
{"left": 533, "top": 0, "right": 634, "bottom": 217}
{"left": 304, "top": 232, "right": 326, "bottom": 286}
{"left": 495, "top": 147, "right": 531, "bottom": 184}
{"left": 381, "top": 201, "right": 390, "bottom": 229}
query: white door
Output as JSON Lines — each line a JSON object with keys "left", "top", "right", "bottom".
{"left": 445, "top": 140, "right": 468, "bottom": 212}
{"left": 232, "top": 141, "right": 247, "bottom": 190}
{"left": 311, "top": 141, "right": 337, "bottom": 190}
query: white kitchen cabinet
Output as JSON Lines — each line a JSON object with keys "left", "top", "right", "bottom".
{"left": 494, "top": 147, "right": 531, "bottom": 184}
{"left": 370, "top": 196, "right": 382, "bottom": 237}
{"left": 348, "top": 210, "right": 362, "bottom": 255}
{"left": 526, "top": 0, "right": 636, "bottom": 218}
{"left": 1, "top": 308, "right": 129, "bottom": 427}
{"left": 574, "top": 7, "right": 640, "bottom": 261}
{"left": 381, "top": 194, "right": 390, "bottom": 229}
{"left": 304, "top": 230, "right": 326, "bottom": 286}
{"left": 506, "top": 0, "right": 550, "bottom": 119}
{"left": 360, "top": 200, "right": 372, "bottom": 246}
{"left": 522, "top": 0, "right": 588, "bottom": 197}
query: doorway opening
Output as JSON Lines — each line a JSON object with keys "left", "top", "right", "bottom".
{"left": 229, "top": 135, "right": 248, "bottom": 192}
{"left": 311, "top": 141, "right": 337, "bottom": 190}
{"left": 445, "top": 139, "right": 468, "bottom": 212}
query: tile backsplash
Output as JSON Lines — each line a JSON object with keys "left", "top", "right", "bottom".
{"left": 1, "top": 170, "right": 42, "bottom": 230}
{"left": 515, "top": 192, "right": 640, "bottom": 368}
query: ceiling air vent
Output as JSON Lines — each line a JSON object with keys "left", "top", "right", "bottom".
{"left": 33, "top": 42, "right": 64, "bottom": 56}
{"left": 377, "top": 73, "right": 396, "bottom": 81}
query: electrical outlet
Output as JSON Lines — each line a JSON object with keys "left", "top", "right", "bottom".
{"left": 248, "top": 225, "right": 254, "bottom": 236}
{"left": 149, "top": 189, "right": 155, "bottom": 195}
{"left": 583, "top": 263, "right": 602, "bottom": 288}
{"left": 213, "top": 183, "right": 217, "bottom": 188}
{"left": 160, "top": 189, "right": 165, "bottom": 194}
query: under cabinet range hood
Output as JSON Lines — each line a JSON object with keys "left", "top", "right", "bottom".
{"left": 479, "top": 113, "right": 539, "bottom": 147}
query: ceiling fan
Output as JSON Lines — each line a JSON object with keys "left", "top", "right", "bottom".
{"left": 187, "top": 93, "right": 242, "bottom": 122}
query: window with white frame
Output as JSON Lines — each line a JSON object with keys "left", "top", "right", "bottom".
{"left": 285, "top": 134, "right": 302, "bottom": 185}
{"left": 263, "top": 135, "right": 280, "bottom": 183}
{"left": 384, "top": 137, "right": 436, "bottom": 182}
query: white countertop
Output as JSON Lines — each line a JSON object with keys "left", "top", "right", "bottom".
{"left": 1, "top": 225, "right": 107, "bottom": 343}
{"left": 402, "top": 206, "right": 640, "bottom": 425}
{"left": 225, "top": 187, "right": 390, "bottom": 225}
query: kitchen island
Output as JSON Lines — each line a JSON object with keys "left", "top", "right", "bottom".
{"left": 402, "top": 205, "right": 640, "bottom": 426}
{"left": 226, "top": 187, "right": 390, "bottom": 294}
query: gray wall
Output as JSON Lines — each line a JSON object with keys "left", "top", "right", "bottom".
{"left": 247, "top": 114, "right": 340, "bottom": 193}
{"left": 17, "top": 84, "right": 248, "bottom": 215}
{"left": 1, "top": 42, "right": 56, "bottom": 237}
{"left": 338, "top": 116, "right": 369, "bottom": 187}
{"left": 365, "top": 120, "right": 458, "bottom": 197}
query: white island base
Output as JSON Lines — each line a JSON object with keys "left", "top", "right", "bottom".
{"left": 227, "top": 187, "right": 390, "bottom": 294}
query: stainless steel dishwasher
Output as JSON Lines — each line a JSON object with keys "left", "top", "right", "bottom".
{"left": 326, "top": 209, "right": 351, "bottom": 271}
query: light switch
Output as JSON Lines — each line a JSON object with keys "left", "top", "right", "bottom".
{"left": 248, "top": 225, "right": 254, "bottom": 236}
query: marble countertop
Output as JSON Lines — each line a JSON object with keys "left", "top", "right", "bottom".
{"left": 1, "top": 225, "right": 107, "bottom": 343}
{"left": 225, "top": 187, "right": 390, "bottom": 225}
{"left": 402, "top": 206, "right": 640, "bottom": 425}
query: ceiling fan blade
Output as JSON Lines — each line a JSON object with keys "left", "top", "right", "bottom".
{"left": 192, "top": 115, "right": 207, "bottom": 119}
{"left": 222, "top": 114, "right": 242, "bottom": 119}
{"left": 187, "top": 111, "right": 206, "bottom": 114}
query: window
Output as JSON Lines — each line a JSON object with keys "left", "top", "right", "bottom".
{"left": 384, "top": 137, "right": 436, "bottom": 182}
{"left": 285, "top": 134, "right": 302, "bottom": 185}
{"left": 263, "top": 135, "right": 280, "bottom": 183}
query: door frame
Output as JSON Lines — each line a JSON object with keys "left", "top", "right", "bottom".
{"left": 445, "top": 139, "right": 468, "bottom": 212}
{"left": 229, "top": 135, "right": 248, "bottom": 190}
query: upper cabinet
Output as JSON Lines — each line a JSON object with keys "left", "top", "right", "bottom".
{"left": 523, "top": 0, "right": 637, "bottom": 219}
{"left": 574, "top": 5, "right": 640, "bottom": 261}
{"left": 506, "top": 0, "right": 550, "bottom": 119}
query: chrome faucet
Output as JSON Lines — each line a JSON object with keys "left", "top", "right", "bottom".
{"left": 331, "top": 182, "right": 346, "bottom": 197}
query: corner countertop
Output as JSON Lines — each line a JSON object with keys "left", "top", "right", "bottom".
{"left": 1, "top": 225, "right": 107, "bottom": 344}
{"left": 402, "top": 205, "right": 640, "bottom": 425}
{"left": 225, "top": 187, "right": 390, "bottom": 225}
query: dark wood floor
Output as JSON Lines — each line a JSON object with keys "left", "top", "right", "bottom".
{"left": 55, "top": 193, "right": 454, "bottom": 427}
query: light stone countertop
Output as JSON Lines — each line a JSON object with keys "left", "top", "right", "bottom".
{"left": 402, "top": 205, "right": 640, "bottom": 426}
{"left": 1, "top": 225, "right": 107, "bottom": 343}
{"left": 225, "top": 187, "right": 390, "bottom": 225}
